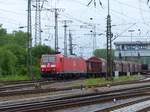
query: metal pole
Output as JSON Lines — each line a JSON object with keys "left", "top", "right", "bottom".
{"left": 27, "top": 0, "right": 33, "bottom": 79}
{"left": 39, "top": 0, "right": 42, "bottom": 45}
{"left": 131, "top": 32, "right": 132, "bottom": 58}
{"left": 128, "top": 30, "right": 135, "bottom": 61}
{"left": 108, "top": 0, "right": 110, "bottom": 15}
{"left": 69, "top": 30, "right": 73, "bottom": 55}
{"left": 64, "top": 20, "right": 67, "bottom": 56}
{"left": 93, "top": 25, "right": 96, "bottom": 51}
{"left": 106, "top": 0, "right": 113, "bottom": 80}
{"left": 35, "top": 0, "right": 38, "bottom": 46}
{"left": 55, "top": 8, "right": 59, "bottom": 53}
{"left": 34, "top": 0, "right": 42, "bottom": 45}
{"left": 91, "top": 30, "right": 94, "bottom": 51}
{"left": 62, "top": 20, "right": 72, "bottom": 56}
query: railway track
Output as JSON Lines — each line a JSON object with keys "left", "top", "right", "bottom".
{"left": 137, "top": 107, "right": 150, "bottom": 112}
{"left": 0, "top": 79, "right": 47, "bottom": 85}
{"left": 96, "top": 97, "right": 150, "bottom": 112}
{"left": 100, "top": 96, "right": 150, "bottom": 112}
{"left": 1, "top": 85, "right": 150, "bottom": 112}
{"left": 0, "top": 74, "right": 148, "bottom": 91}
{"left": 0, "top": 78, "right": 86, "bottom": 92}
{"left": 1, "top": 78, "right": 150, "bottom": 97}
{"left": 0, "top": 80, "right": 56, "bottom": 91}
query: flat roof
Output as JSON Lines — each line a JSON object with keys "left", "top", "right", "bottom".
{"left": 114, "top": 41, "right": 150, "bottom": 45}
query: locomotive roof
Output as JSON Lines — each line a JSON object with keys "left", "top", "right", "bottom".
{"left": 42, "top": 54, "right": 83, "bottom": 59}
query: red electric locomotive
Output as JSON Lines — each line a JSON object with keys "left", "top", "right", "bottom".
{"left": 41, "top": 54, "right": 87, "bottom": 78}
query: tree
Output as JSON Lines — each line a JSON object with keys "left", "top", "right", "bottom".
{"left": 12, "top": 31, "right": 28, "bottom": 48}
{"left": 2, "top": 45, "right": 27, "bottom": 66}
{"left": 0, "top": 25, "right": 56, "bottom": 78}
{"left": 0, "top": 24, "right": 7, "bottom": 36}
{"left": 0, "top": 45, "right": 28, "bottom": 76}
{"left": 93, "top": 49, "right": 114, "bottom": 59}
{"left": 2, "top": 45, "right": 28, "bottom": 75}
{"left": 93, "top": 49, "right": 107, "bottom": 59}
{"left": 0, "top": 25, "right": 10, "bottom": 46}
{"left": 0, "top": 49, "right": 17, "bottom": 75}
{"left": 32, "top": 45, "right": 55, "bottom": 60}
{"left": 0, "top": 30, "right": 28, "bottom": 47}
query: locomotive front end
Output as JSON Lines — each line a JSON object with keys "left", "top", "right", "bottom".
{"left": 40, "top": 55, "right": 57, "bottom": 77}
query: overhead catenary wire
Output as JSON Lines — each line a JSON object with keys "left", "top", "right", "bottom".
{"left": 71, "top": 0, "right": 139, "bottom": 25}
{"left": 1, "top": 0, "right": 150, "bottom": 54}
{"left": 46, "top": 1, "right": 150, "bottom": 35}
{"left": 42, "top": 0, "right": 149, "bottom": 47}
{"left": 114, "top": 0, "right": 150, "bottom": 13}
{"left": 0, "top": 8, "right": 26, "bottom": 15}
{"left": 139, "top": 0, "right": 150, "bottom": 27}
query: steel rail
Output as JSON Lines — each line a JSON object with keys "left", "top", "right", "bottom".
{"left": 0, "top": 80, "right": 55, "bottom": 91}
{"left": 1, "top": 81, "right": 150, "bottom": 97}
{"left": 0, "top": 75, "right": 149, "bottom": 92}
{"left": 1, "top": 86, "right": 150, "bottom": 112}
{"left": 96, "top": 97, "right": 150, "bottom": 112}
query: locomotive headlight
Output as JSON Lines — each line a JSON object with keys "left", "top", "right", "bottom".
{"left": 41, "top": 65, "right": 46, "bottom": 68}
{"left": 51, "top": 65, "right": 56, "bottom": 67}
{"left": 42, "top": 69, "right": 44, "bottom": 71}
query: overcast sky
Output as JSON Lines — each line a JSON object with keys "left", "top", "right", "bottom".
{"left": 0, "top": 0, "right": 150, "bottom": 57}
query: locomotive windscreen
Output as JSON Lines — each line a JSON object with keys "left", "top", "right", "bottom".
{"left": 42, "top": 55, "right": 56, "bottom": 63}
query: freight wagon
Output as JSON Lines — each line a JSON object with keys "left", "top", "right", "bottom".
{"left": 86, "top": 56, "right": 103, "bottom": 77}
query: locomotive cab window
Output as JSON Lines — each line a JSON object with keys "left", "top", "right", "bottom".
{"left": 48, "top": 56, "right": 56, "bottom": 62}
{"left": 42, "top": 55, "right": 56, "bottom": 63}
{"left": 42, "top": 56, "right": 49, "bottom": 64}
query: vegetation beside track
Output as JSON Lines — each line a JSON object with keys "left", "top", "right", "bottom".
{"left": 0, "top": 74, "right": 144, "bottom": 83}
{"left": 0, "top": 25, "right": 55, "bottom": 80}
{"left": 0, "top": 75, "right": 31, "bottom": 81}
{"left": 84, "top": 75, "right": 144, "bottom": 87}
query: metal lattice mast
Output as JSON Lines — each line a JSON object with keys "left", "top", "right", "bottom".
{"left": 27, "top": 0, "right": 33, "bottom": 79}
{"left": 35, "top": 0, "right": 42, "bottom": 46}
{"left": 35, "top": 0, "right": 37, "bottom": 46}
{"left": 48, "top": 8, "right": 64, "bottom": 53}
{"left": 106, "top": 0, "right": 113, "bottom": 80}
{"left": 93, "top": 25, "right": 97, "bottom": 51}
{"left": 64, "top": 20, "right": 67, "bottom": 56}
{"left": 69, "top": 30, "right": 73, "bottom": 55}
{"left": 63, "top": 20, "right": 72, "bottom": 56}
{"left": 54, "top": 9, "right": 59, "bottom": 53}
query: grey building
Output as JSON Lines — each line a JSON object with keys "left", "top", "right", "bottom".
{"left": 114, "top": 41, "right": 150, "bottom": 64}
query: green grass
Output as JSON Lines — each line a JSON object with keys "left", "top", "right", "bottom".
{"left": 84, "top": 75, "right": 144, "bottom": 87}
{"left": 0, "top": 74, "right": 144, "bottom": 84}
{"left": 84, "top": 78, "right": 111, "bottom": 87}
{"left": 113, "top": 75, "right": 143, "bottom": 82}
{"left": 0, "top": 75, "right": 31, "bottom": 81}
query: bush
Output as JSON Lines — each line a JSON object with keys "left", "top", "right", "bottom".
{"left": 31, "top": 66, "right": 41, "bottom": 80}
{"left": 0, "top": 49, "right": 17, "bottom": 75}
{"left": 16, "top": 65, "right": 27, "bottom": 76}
{"left": 0, "top": 75, "right": 31, "bottom": 81}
